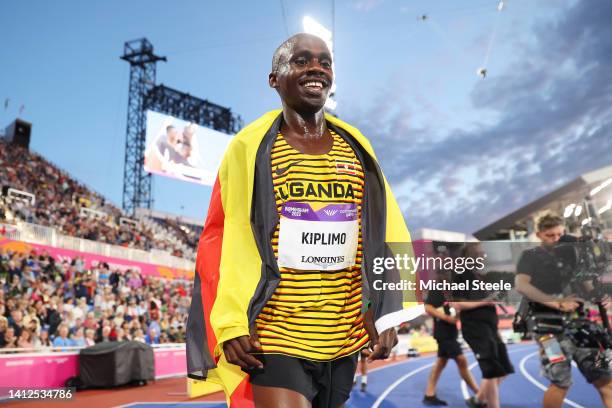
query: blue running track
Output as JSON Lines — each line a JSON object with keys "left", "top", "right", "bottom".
{"left": 120, "top": 344, "right": 603, "bottom": 408}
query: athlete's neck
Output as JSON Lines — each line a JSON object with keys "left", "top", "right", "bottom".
{"left": 282, "top": 108, "right": 327, "bottom": 140}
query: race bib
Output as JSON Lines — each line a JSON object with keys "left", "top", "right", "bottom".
{"left": 277, "top": 202, "right": 359, "bottom": 271}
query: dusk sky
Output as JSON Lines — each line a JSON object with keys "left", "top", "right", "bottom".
{"left": 1, "top": 0, "right": 610, "bottom": 235}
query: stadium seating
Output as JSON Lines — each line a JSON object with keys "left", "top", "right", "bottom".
{"left": 0, "top": 140, "right": 196, "bottom": 260}
{"left": 150, "top": 217, "right": 202, "bottom": 251}
{"left": 0, "top": 247, "right": 190, "bottom": 349}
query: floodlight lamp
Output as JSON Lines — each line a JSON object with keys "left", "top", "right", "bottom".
{"left": 574, "top": 205, "right": 583, "bottom": 217}
{"left": 325, "top": 98, "right": 338, "bottom": 110}
{"left": 590, "top": 178, "right": 612, "bottom": 197}
{"left": 597, "top": 200, "right": 612, "bottom": 215}
{"left": 303, "top": 16, "right": 332, "bottom": 47}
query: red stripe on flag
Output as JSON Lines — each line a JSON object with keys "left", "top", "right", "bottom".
{"left": 197, "top": 175, "right": 225, "bottom": 357}
{"left": 229, "top": 376, "right": 254, "bottom": 408}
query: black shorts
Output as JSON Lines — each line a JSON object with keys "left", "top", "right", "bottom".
{"left": 462, "top": 320, "right": 514, "bottom": 379}
{"left": 436, "top": 338, "right": 463, "bottom": 359}
{"left": 247, "top": 353, "right": 358, "bottom": 408}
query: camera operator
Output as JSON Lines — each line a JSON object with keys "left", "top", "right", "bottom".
{"left": 515, "top": 213, "right": 612, "bottom": 408}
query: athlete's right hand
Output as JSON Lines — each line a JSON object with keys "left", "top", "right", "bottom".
{"left": 223, "top": 331, "right": 263, "bottom": 370}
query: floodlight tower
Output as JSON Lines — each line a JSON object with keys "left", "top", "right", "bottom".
{"left": 303, "top": 16, "right": 337, "bottom": 111}
{"left": 120, "top": 38, "right": 166, "bottom": 216}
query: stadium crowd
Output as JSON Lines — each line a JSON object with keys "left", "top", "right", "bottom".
{"left": 0, "top": 247, "right": 191, "bottom": 349}
{"left": 152, "top": 217, "right": 202, "bottom": 251}
{"left": 0, "top": 140, "right": 194, "bottom": 259}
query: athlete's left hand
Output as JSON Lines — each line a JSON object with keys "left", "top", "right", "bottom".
{"left": 362, "top": 307, "right": 398, "bottom": 361}
{"left": 366, "top": 328, "right": 398, "bottom": 362}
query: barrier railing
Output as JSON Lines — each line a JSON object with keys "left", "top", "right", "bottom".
{"left": 0, "top": 346, "right": 83, "bottom": 354}
{"left": 0, "top": 343, "right": 186, "bottom": 355}
{"left": 1, "top": 221, "right": 194, "bottom": 271}
{"left": 0, "top": 343, "right": 187, "bottom": 391}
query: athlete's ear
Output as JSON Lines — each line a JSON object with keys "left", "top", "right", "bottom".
{"left": 269, "top": 72, "right": 278, "bottom": 89}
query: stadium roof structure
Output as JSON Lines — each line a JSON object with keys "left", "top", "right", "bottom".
{"left": 474, "top": 165, "right": 612, "bottom": 240}
{"left": 412, "top": 228, "right": 470, "bottom": 242}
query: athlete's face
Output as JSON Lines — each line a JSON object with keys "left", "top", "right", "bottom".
{"left": 269, "top": 35, "right": 333, "bottom": 114}
{"left": 537, "top": 225, "right": 564, "bottom": 246}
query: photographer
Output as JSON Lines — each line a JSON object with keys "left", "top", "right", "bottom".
{"left": 515, "top": 213, "right": 612, "bottom": 408}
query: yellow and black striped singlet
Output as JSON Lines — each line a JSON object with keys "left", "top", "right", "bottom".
{"left": 254, "top": 130, "right": 369, "bottom": 361}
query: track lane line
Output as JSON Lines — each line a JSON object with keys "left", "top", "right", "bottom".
{"left": 371, "top": 362, "right": 436, "bottom": 408}
{"left": 371, "top": 345, "right": 535, "bottom": 407}
{"left": 519, "top": 351, "right": 585, "bottom": 408}
{"left": 460, "top": 361, "right": 479, "bottom": 399}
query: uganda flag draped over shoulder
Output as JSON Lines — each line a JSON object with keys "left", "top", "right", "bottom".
{"left": 186, "top": 109, "right": 424, "bottom": 407}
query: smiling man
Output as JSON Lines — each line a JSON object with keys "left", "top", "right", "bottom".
{"left": 186, "top": 33, "right": 423, "bottom": 408}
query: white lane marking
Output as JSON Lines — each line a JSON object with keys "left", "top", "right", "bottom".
{"left": 460, "top": 361, "right": 479, "bottom": 399}
{"left": 356, "top": 353, "right": 438, "bottom": 378}
{"left": 519, "top": 351, "right": 585, "bottom": 408}
{"left": 371, "top": 363, "right": 435, "bottom": 408}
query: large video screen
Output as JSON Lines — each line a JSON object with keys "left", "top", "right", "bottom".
{"left": 144, "top": 110, "right": 233, "bottom": 186}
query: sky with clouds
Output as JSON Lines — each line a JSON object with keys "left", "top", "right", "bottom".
{"left": 1, "top": 0, "right": 610, "bottom": 235}
{"left": 346, "top": 0, "right": 612, "bottom": 233}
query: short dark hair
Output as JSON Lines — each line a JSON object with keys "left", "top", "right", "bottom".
{"left": 271, "top": 33, "right": 326, "bottom": 74}
{"left": 537, "top": 213, "right": 564, "bottom": 232}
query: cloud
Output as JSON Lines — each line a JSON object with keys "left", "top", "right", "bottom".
{"left": 353, "top": 0, "right": 384, "bottom": 12}
{"left": 341, "top": 0, "right": 612, "bottom": 234}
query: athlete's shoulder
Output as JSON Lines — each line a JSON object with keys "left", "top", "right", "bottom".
{"left": 221, "top": 110, "right": 282, "bottom": 162}
{"left": 325, "top": 114, "right": 377, "bottom": 159}
{"left": 233, "top": 110, "right": 282, "bottom": 143}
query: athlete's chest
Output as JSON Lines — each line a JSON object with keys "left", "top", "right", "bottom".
{"left": 271, "top": 135, "right": 363, "bottom": 204}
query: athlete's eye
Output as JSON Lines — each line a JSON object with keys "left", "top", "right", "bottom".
{"left": 294, "top": 57, "right": 308, "bottom": 66}
{"left": 320, "top": 60, "right": 332, "bottom": 69}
